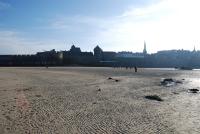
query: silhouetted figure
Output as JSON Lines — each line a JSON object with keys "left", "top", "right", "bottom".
{"left": 134, "top": 66, "right": 137, "bottom": 72}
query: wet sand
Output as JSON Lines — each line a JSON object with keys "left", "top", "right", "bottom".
{"left": 0, "top": 67, "right": 200, "bottom": 134}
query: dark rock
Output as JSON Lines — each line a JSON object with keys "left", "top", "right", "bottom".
{"left": 115, "top": 79, "right": 120, "bottom": 82}
{"left": 145, "top": 95, "right": 163, "bottom": 101}
{"left": 161, "top": 78, "right": 175, "bottom": 86}
{"left": 175, "top": 80, "right": 183, "bottom": 84}
{"left": 23, "top": 88, "right": 31, "bottom": 91}
{"left": 172, "top": 92, "right": 179, "bottom": 94}
{"left": 162, "top": 78, "right": 174, "bottom": 83}
{"left": 35, "top": 94, "right": 42, "bottom": 97}
{"left": 108, "top": 77, "right": 113, "bottom": 80}
{"left": 97, "top": 88, "right": 101, "bottom": 92}
{"left": 161, "top": 78, "right": 183, "bottom": 86}
{"left": 188, "top": 89, "right": 199, "bottom": 93}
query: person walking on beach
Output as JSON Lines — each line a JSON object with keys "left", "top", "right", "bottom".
{"left": 134, "top": 66, "right": 137, "bottom": 72}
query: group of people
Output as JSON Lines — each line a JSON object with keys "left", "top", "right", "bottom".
{"left": 113, "top": 66, "right": 138, "bottom": 72}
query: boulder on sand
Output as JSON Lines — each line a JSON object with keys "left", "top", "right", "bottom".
{"left": 188, "top": 89, "right": 199, "bottom": 93}
{"left": 145, "top": 95, "right": 163, "bottom": 101}
{"left": 161, "top": 78, "right": 175, "bottom": 86}
{"left": 160, "top": 78, "right": 183, "bottom": 87}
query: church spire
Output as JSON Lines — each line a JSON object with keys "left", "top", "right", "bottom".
{"left": 143, "top": 41, "right": 147, "bottom": 54}
{"left": 193, "top": 46, "right": 196, "bottom": 52}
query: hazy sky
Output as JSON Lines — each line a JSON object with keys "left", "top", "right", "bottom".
{"left": 0, "top": 0, "right": 200, "bottom": 54}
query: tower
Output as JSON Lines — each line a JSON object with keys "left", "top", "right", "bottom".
{"left": 143, "top": 41, "right": 147, "bottom": 55}
{"left": 193, "top": 46, "right": 196, "bottom": 52}
{"left": 94, "top": 45, "right": 103, "bottom": 60}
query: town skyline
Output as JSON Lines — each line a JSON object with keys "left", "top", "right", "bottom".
{"left": 0, "top": 41, "right": 199, "bottom": 55}
{"left": 1, "top": 43, "right": 200, "bottom": 68}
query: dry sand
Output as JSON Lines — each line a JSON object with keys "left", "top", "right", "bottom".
{"left": 0, "top": 67, "right": 200, "bottom": 134}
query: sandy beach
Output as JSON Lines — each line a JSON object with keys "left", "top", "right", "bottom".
{"left": 0, "top": 67, "right": 200, "bottom": 134}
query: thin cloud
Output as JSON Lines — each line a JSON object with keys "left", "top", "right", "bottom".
{"left": 0, "top": 30, "right": 64, "bottom": 54}
{"left": 48, "top": 15, "right": 114, "bottom": 32}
